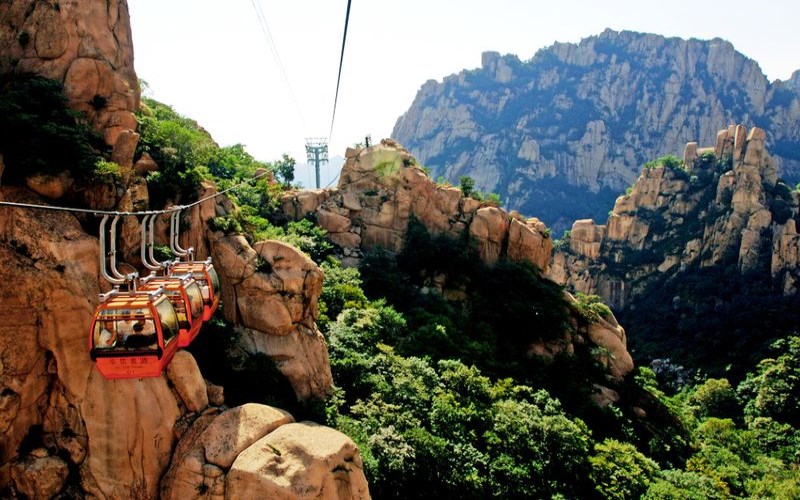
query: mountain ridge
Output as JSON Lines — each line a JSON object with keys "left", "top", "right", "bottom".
{"left": 392, "top": 29, "right": 800, "bottom": 232}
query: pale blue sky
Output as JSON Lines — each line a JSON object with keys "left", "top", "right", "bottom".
{"left": 129, "top": 0, "right": 800, "bottom": 170}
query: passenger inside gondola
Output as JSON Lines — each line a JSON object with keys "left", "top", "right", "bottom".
{"left": 95, "top": 320, "right": 116, "bottom": 348}
{"left": 123, "top": 316, "right": 158, "bottom": 349}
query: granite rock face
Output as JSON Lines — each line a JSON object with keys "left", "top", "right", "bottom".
{"left": 281, "top": 139, "right": 553, "bottom": 272}
{"left": 0, "top": 0, "right": 139, "bottom": 149}
{"left": 550, "top": 125, "right": 800, "bottom": 309}
{"left": 281, "top": 140, "right": 633, "bottom": 380}
{"left": 393, "top": 30, "right": 800, "bottom": 231}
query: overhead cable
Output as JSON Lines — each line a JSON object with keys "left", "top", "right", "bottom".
{"left": 0, "top": 169, "right": 272, "bottom": 217}
{"left": 249, "top": 0, "right": 307, "bottom": 130}
{"left": 329, "top": 0, "right": 353, "bottom": 141}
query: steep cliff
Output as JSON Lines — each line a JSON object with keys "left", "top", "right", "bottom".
{"left": 550, "top": 125, "right": 800, "bottom": 374}
{"left": 0, "top": 0, "right": 140, "bottom": 162}
{"left": 0, "top": 185, "right": 363, "bottom": 499}
{"left": 393, "top": 29, "right": 800, "bottom": 231}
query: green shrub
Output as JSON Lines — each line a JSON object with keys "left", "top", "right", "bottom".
{"left": 644, "top": 155, "right": 685, "bottom": 172}
{"left": 459, "top": 175, "right": 475, "bottom": 198}
{"left": 590, "top": 438, "right": 660, "bottom": 499}
{"left": 136, "top": 96, "right": 215, "bottom": 205}
{"left": 574, "top": 293, "right": 613, "bottom": 323}
{"left": 93, "top": 159, "right": 123, "bottom": 183}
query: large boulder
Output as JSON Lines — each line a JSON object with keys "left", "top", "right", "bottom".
{"left": 227, "top": 422, "right": 370, "bottom": 500}
{"left": 162, "top": 409, "right": 369, "bottom": 500}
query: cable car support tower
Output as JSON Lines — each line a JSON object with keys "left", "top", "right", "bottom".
{"left": 305, "top": 138, "right": 329, "bottom": 189}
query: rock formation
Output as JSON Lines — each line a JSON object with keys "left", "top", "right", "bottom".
{"left": 392, "top": 29, "right": 800, "bottom": 231}
{"left": 550, "top": 125, "right": 799, "bottom": 308}
{"left": 0, "top": 2, "right": 355, "bottom": 497}
{"left": 282, "top": 139, "right": 553, "bottom": 272}
{"left": 0, "top": 0, "right": 140, "bottom": 163}
{"left": 282, "top": 140, "right": 633, "bottom": 380}
{"left": 161, "top": 405, "right": 369, "bottom": 500}
{"left": 550, "top": 125, "right": 800, "bottom": 373}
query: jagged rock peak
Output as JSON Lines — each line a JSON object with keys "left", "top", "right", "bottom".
{"left": 282, "top": 138, "right": 553, "bottom": 272}
{"left": 549, "top": 124, "right": 800, "bottom": 309}
{"left": 392, "top": 30, "right": 800, "bottom": 232}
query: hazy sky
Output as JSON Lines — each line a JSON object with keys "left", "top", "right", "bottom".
{"left": 129, "top": 0, "right": 800, "bottom": 173}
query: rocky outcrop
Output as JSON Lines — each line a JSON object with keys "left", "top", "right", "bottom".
{"left": 161, "top": 404, "right": 369, "bottom": 499}
{"left": 209, "top": 233, "right": 332, "bottom": 400}
{"left": 0, "top": 186, "right": 179, "bottom": 498}
{"left": 550, "top": 125, "right": 800, "bottom": 309}
{"left": 0, "top": 0, "right": 139, "bottom": 153}
{"left": 282, "top": 139, "right": 553, "bottom": 272}
{"left": 226, "top": 421, "right": 370, "bottom": 499}
{"left": 0, "top": 183, "right": 353, "bottom": 498}
{"left": 393, "top": 29, "right": 800, "bottom": 231}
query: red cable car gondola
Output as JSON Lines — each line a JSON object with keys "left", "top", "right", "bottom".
{"left": 89, "top": 290, "right": 180, "bottom": 379}
{"left": 170, "top": 259, "right": 221, "bottom": 321}
{"left": 140, "top": 274, "right": 204, "bottom": 347}
{"left": 89, "top": 215, "right": 184, "bottom": 379}
{"left": 166, "top": 211, "right": 221, "bottom": 321}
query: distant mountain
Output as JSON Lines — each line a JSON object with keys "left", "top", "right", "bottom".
{"left": 392, "top": 29, "right": 800, "bottom": 232}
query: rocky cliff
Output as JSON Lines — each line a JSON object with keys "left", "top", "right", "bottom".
{"left": 0, "top": 0, "right": 140, "bottom": 164}
{"left": 282, "top": 139, "right": 633, "bottom": 381}
{"left": 392, "top": 29, "right": 800, "bottom": 231}
{"left": 549, "top": 125, "right": 800, "bottom": 374}
{"left": 0, "top": 2, "right": 366, "bottom": 498}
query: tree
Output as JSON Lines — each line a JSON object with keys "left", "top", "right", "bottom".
{"left": 644, "top": 470, "right": 729, "bottom": 499}
{"left": 459, "top": 175, "right": 475, "bottom": 198}
{"left": 688, "top": 378, "right": 740, "bottom": 420}
{"left": 275, "top": 153, "right": 296, "bottom": 187}
{"left": 589, "top": 438, "right": 660, "bottom": 499}
{"left": 0, "top": 75, "right": 99, "bottom": 182}
{"left": 738, "top": 336, "right": 800, "bottom": 427}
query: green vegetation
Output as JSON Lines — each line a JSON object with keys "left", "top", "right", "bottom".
{"left": 574, "top": 292, "right": 613, "bottom": 323}
{"left": 459, "top": 175, "right": 475, "bottom": 198}
{"left": 310, "top": 225, "right": 800, "bottom": 497}
{"left": 0, "top": 75, "right": 102, "bottom": 183}
{"left": 643, "top": 154, "right": 684, "bottom": 171}
{"left": 274, "top": 153, "right": 295, "bottom": 188}
{"left": 136, "top": 96, "right": 213, "bottom": 205}
{"left": 92, "top": 159, "right": 123, "bottom": 183}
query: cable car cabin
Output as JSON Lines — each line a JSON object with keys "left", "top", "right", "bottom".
{"left": 88, "top": 291, "right": 180, "bottom": 379}
{"left": 140, "top": 275, "right": 205, "bottom": 348}
{"left": 171, "top": 260, "right": 221, "bottom": 321}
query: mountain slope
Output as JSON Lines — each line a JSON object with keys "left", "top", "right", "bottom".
{"left": 392, "top": 29, "right": 800, "bottom": 231}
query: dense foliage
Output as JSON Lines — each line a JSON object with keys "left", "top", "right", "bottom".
{"left": 0, "top": 75, "right": 103, "bottom": 183}
{"left": 358, "top": 218, "right": 571, "bottom": 375}
{"left": 312, "top": 255, "right": 799, "bottom": 498}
